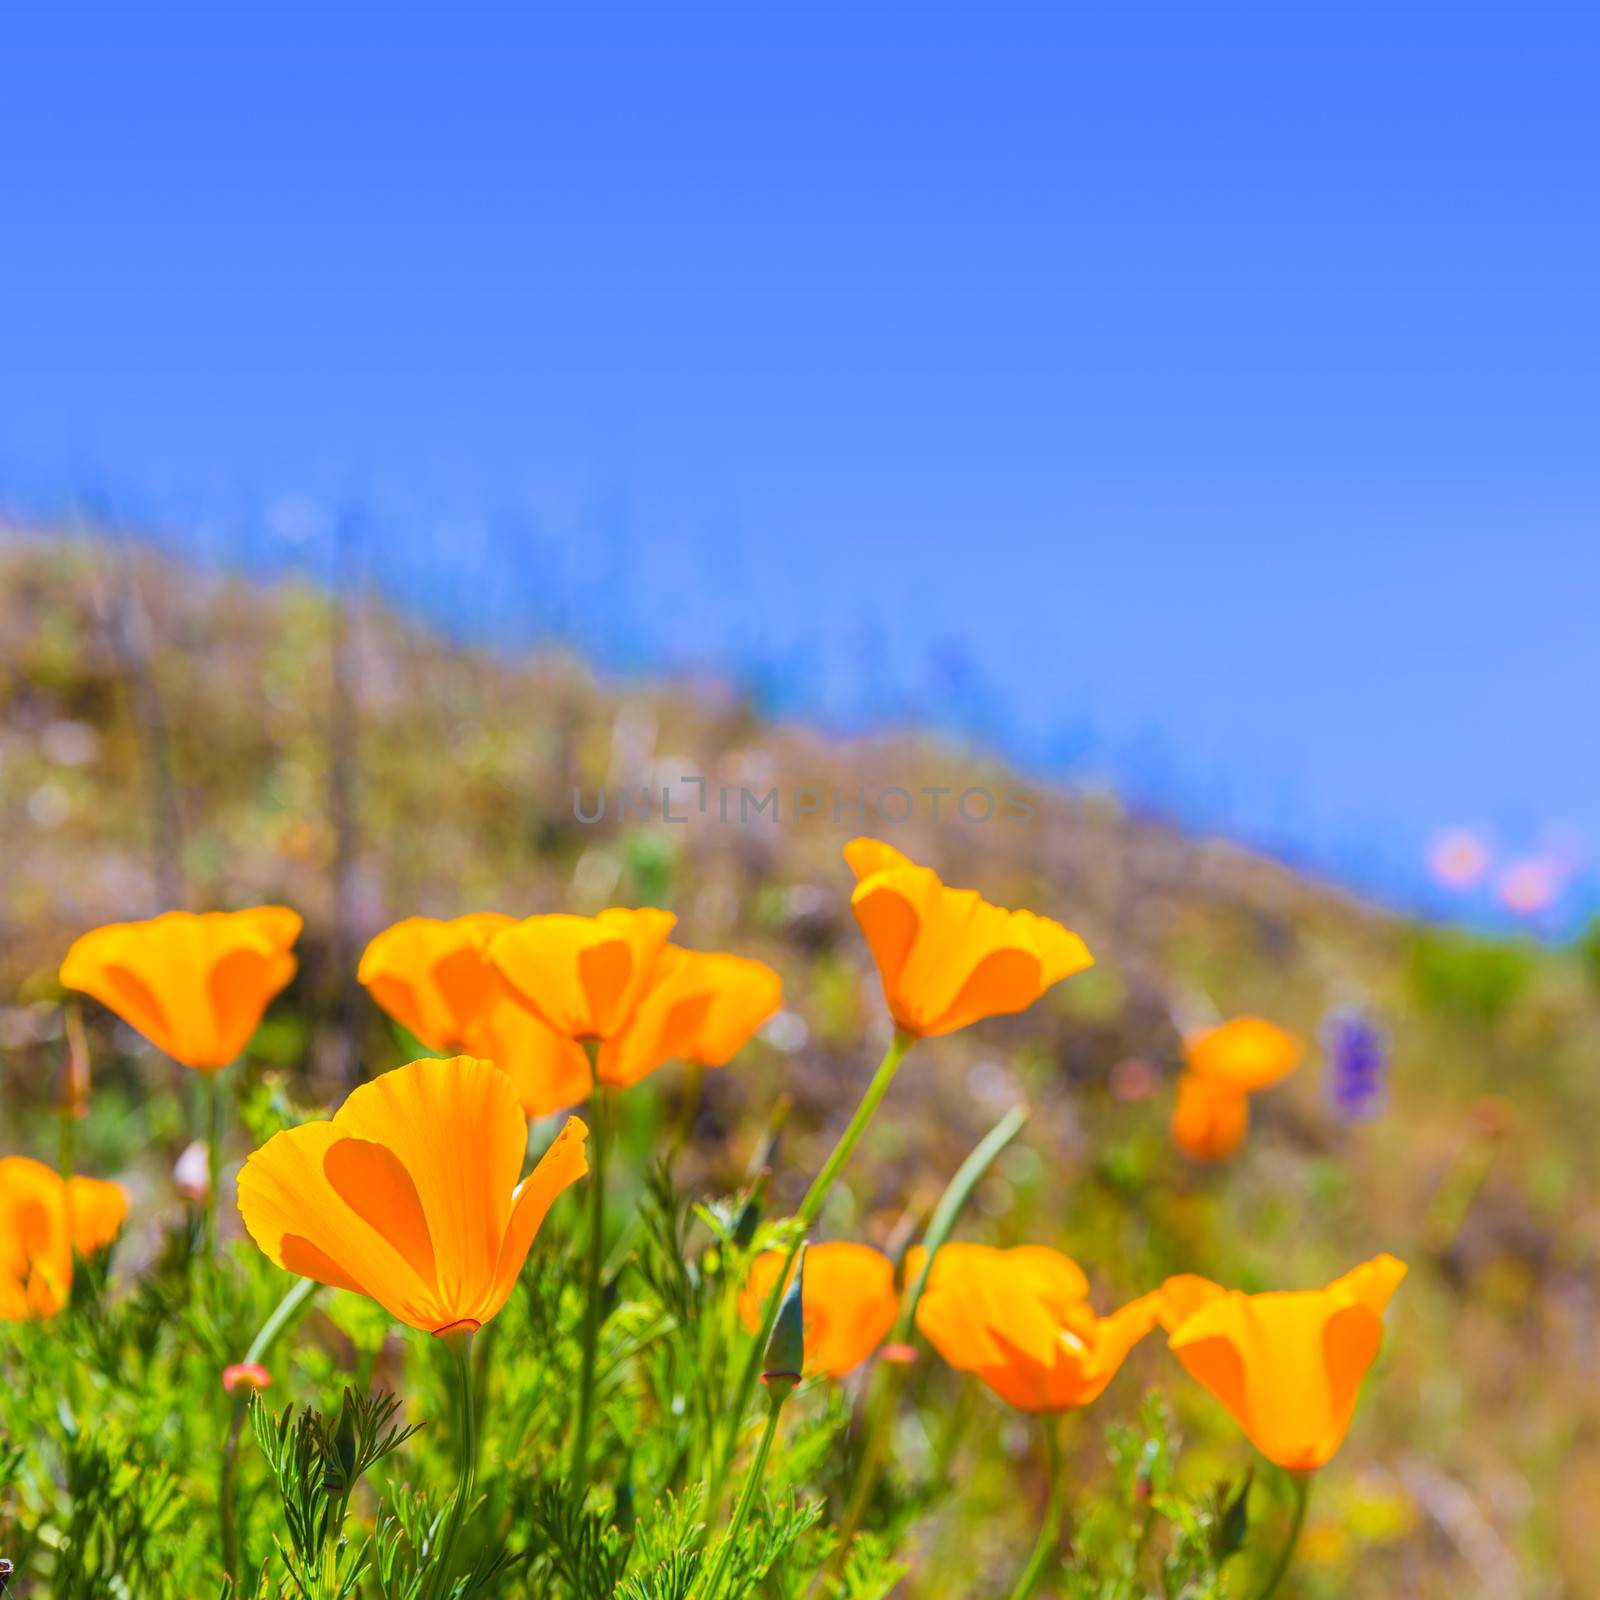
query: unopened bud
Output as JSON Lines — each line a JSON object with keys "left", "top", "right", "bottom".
{"left": 732, "top": 1171, "right": 768, "bottom": 1250}
{"left": 322, "top": 1393, "right": 359, "bottom": 1497}
{"left": 761, "top": 1243, "right": 806, "bottom": 1403}
{"left": 222, "top": 1362, "right": 271, "bottom": 1395}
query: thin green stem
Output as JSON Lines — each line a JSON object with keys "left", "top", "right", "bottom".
{"left": 1008, "top": 1417, "right": 1067, "bottom": 1600}
{"left": 205, "top": 1068, "right": 224, "bottom": 1256}
{"left": 711, "top": 1030, "right": 912, "bottom": 1509}
{"left": 571, "top": 1064, "right": 609, "bottom": 1482}
{"left": 426, "top": 1332, "right": 478, "bottom": 1600}
{"left": 830, "top": 1104, "right": 1030, "bottom": 1572}
{"left": 701, "top": 1391, "right": 785, "bottom": 1600}
{"left": 1252, "top": 1473, "right": 1312, "bottom": 1600}
{"left": 218, "top": 1277, "right": 319, "bottom": 1574}
{"left": 220, "top": 1400, "right": 247, "bottom": 1579}
{"left": 245, "top": 1277, "right": 319, "bottom": 1366}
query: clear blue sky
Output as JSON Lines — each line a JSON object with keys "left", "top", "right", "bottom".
{"left": 4, "top": 1, "right": 1598, "bottom": 918}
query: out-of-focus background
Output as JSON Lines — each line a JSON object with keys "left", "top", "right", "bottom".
{"left": 5, "top": 3, "right": 1600, "bottom": 1595}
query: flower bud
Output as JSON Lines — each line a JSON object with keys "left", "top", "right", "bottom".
{"left": 761, "top": 1243, "right": 806, "bottom": 1403}
{"left": 222, "top": 1362, "right": 271, "bottom": 1395}
{"left": 732, "top": 1170, "right": 767, "bottom": 1250}
{"left": 332, "top": 1392, "right": 359, "bottom": 1488}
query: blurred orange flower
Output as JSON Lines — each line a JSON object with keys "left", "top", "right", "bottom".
{"left": 597, "top": 946, "right": 782, "bottom": 1089}
{"left": 844, "top": 839, "right": 1092, "bottom": 1038}
{"left": 0, "top": 1157, "right": 127, "bottom": 1321}
{"left": 485, "top": 909, "right": 677, "bottom": 1041}
{"left": 236, "top": 1056, "right": 587, "bottom": 1335}
{"left": 61, "top": 908, "right": 302, "bottom": 1071}
{"left": 1171, "top": 1017, "right": 1302, "bottom": 1162}
{"left": 358, "top": 914, "right": 591, "bottom": 1115}
{"left": 737, "top": 1240, "right": 898, "bottom": 1378}
{"left": 1171, "top": 1074, "right": 1253, "bottom": 1161}
{"left": 912, "top": 1243, "right": 1159, "bottom": 1413}
{"left": 1183, "top": 1018, "right": 1303, "bottom": 1091}
{"left": 1155, "top": 1254, "right": 1407, "bottom": 1471}
{"left": 68, "top": 1174, "right": 129, "bottom": 1258}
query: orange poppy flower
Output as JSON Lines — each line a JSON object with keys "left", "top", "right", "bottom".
{"left": 60, "top": 908, "right": 302, "bottom": 1071}
{"left": 737, "top": 1241, "right": 899, "bottom": 1379}
{"left": 1155, "top": 1255, "right": 1407, "bottom": 1471}
{"left": 0, "top": 1158, "right": 128, "bottom": 1321}
{"left": 236, "top": 1056, "right": 588, "bottom": 1335}
{"left": 1171, "top": 1017, "right": 1303, "bottom": 1162}
{"left": 358, "top": 914, "right": 591, "bottom": 1115}
{"left": 67, "top": 1174, "right": 129, "bottom": 1258}
{"left": 485, "top": 909, "right": 678, "bottom": 1042}
{"left": 844, "top": 840, "right": 1091, "bottom": 1038}
{"left": 911, "top": 1243, "right": 1159, "bottom": 1414}
{"left": 596, "top": 946, "right": 783, "bottom": 1090}
{"left": 1170, "top": 1074, "right": 1253, "bottom": 1161}
{"left": 1184, "top": 1018, "right": 1303, "bottom": 1092}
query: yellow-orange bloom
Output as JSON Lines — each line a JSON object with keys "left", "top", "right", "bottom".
{"left": 844, "top": 840, "right": 1091, "bottom": 1038}
{"left": 486, "top": 909, "right": 677, "bottom": 1041}
{"left": 1155, "top": 1255, "right": 1407, "bottom": 1471}
{"left": 1171, "top": 1017, "right": 1303, "bottom": 1162}
{"left": 597, "top": 946, "right": 782, "bottom": 1090}
{"left": 358, "top": 914, "right": 591, "bottom": 1115}
{"left": 1184, "top": 1018, "right": 1303, "bottom": 1092}
{"left": 738, "top": 1241, "right": 899, "bottom": 1378}
{"left": 236, "top": 1056, "right": 587, "bottom": 1335}
{"left": 61, "top": 908, "right": 302, "bottom": 1071}
{"left": 0, "top": 1158, "right": 128, "bottom": 1321}
{"left": 68, "top": 1174, "right": 129, "bottom": 1258}
{"left": 1170, "top": 1074, "right": 1253, "bottom": 1161}
{"left": 912, "top": 1243, "right": 1158, "bottom": 1413}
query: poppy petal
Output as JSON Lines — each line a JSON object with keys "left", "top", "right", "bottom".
{"left": 236, "top": 1121, "right": 439, "bottom": 1327}
{"left": 330, "top": 1056, "right": 525, "bottom": 1316}
{"left": 481, "top": 1116, "right": 590, "bottom": 1322}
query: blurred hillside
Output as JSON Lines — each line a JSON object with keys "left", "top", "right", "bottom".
{"left": 3, "top": 528, "right": 1599, "bottom": 1597}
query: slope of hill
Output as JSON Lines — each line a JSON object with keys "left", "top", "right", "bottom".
{"left": 3, "top": 528, "right": 1596, "bottom": 1597}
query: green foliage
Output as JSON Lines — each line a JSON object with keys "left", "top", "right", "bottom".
{"left": 52, "top": 1418, "right": 192, "bottom": 1598}
{"left": 249, "top": 1388, "right": 419, "bottom": 1584}
{"left": 1058, "top": 1397, "right": 1238, "bottom": 1599}
{"left": 1405, "top": 928, "right": 1535, "bottom": 1028}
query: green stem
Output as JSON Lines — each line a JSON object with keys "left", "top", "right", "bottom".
{"left": 205, "top": 1068, "right": 224, "bottom": 1256}
{"left": 1253, "top": 1473, "right": 1312, "bottom": 1600}
{"left": 830, "top": 1104, "right": 1030, "bottom": 1571}
{"left": 701, "top": 1391, "right": 785, "bottom": 1600}
{"left": 220, "top": 1400, "right": 247, "bottom": 1579}
{"left": 218, "top": 1277, "right": 319, "bottom": 1574}
{"left": 426, "top": 1332, "right": 478, "bottom": 1600}
{"left": 1008, "top": 1417, "right": 1067, "bottom": 1600}
{"left": 571, "top": 1068, "right": 609, "bottom": 1482}
{"left": 245, "top": 1277, "right": 320, "bottom": 1366}
{"left": 712, "top": 1030, "right": 912, "bottom": 1509}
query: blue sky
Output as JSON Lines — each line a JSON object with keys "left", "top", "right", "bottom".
{"left": 4, "top": 1, "right": 1598, "bottom": 918}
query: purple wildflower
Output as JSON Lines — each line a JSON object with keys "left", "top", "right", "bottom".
{"left": 1321, "top": 1006, "right": 1388, "bottom": 1123}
